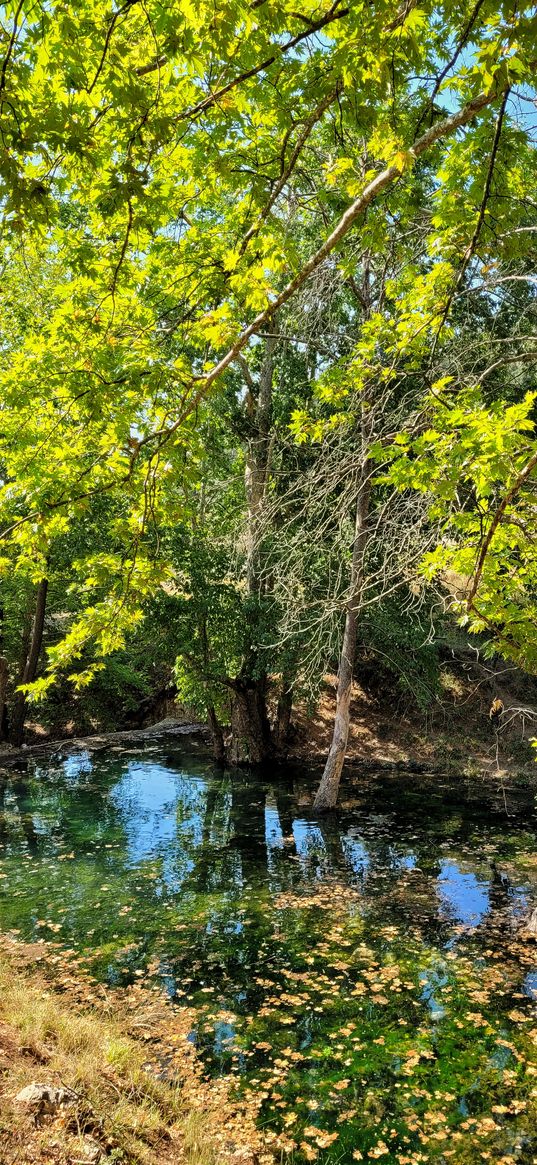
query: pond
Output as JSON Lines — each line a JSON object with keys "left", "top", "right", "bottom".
{"left": 1, "top": 744, "right": 536, "bottom": 1163}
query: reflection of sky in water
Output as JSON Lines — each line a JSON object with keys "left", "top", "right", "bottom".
{"left": 341, "top": 835, "right": 369, "bottom": 880}
{"left": 292, "top": 820, "right": 327, "bottom": 868}
{"left": 523, "top": 970, "right": 537, "bottom": 998}
{"left": 109, "top": 764, "right": 207, "bottom": 885}
{"left": 213, "top": 1019, "right": 236, "bottom": 1054}
{"left": 265, "top": 802, "right": 286, "bottom": 885}
{"left": 62, "top": 751, "right": 94, "bottom": 779}
{"left": 265, "top": 803, "right": 284, "bottom": 850}
{"left": 437, "top": 860, "right": 490, "bottom": 926}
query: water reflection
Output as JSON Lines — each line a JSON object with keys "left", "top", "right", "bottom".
{"left": 0, "top": 753, "right": 535, "bottom": 956}
{"left": 109, "top": 763, "right": 206, "bottom": 876}
{"left": 437, "top": 860, "right": 490, "bottom": 926}
{"left": 0, "top": 751, "right": 536, "bottom": 1162}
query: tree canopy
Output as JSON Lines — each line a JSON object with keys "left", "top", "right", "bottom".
{"left": 1, "top": 0, "right": 537, "bottom": 783}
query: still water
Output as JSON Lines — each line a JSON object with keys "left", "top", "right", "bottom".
{"left": 1, "top": 744, "right": 536, "bottom": 1163}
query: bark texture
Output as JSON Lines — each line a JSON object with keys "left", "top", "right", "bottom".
{"left": 274, "top": 681, "right": 293, "bottom": 753}
{"left": 230, "top": 680, "right": 272, "bottom": 765}
{"left": 9, "top": 578, "right": 48, "bottom": 747}
{"left": 313, "top": 471, "right": 371, "bottom": 810}
{"left": 207, "top": 704, "right": 226, "bottom": 764}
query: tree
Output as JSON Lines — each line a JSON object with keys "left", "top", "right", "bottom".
{"left": 0, "top": 0, "right": 536, "bottom": 757}
{"left": 384, "top": 105, "right": 537, "bottom": 680}
{"left": 9, "top": 576, "right": 48, "bottom": 746}
{"left": 308, "top": 82, "right": 537, "bottom": 806}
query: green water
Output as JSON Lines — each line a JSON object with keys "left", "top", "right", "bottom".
{"left": 1, "top": 745, "right": 537, "bottom": 1163}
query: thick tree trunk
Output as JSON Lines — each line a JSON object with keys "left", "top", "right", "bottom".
{"left": 313, "top": 470, "right": 371, "bottom": 811}
{"left": 274, "top": 680, "right": 293, "bottom": 753}
{"left": 207, "top": 704, "right": 226, "bottom": 764}
{"left": 9, "top": 578, "right": 48, "bottom": 747}
{"left": 230, "top": 680, "right": 272, "bottom": 765}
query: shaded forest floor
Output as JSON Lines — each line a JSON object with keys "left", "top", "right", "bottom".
{"left": 0, "top": 938, "right": 266, "bottom": 1165}
{"left": 290, "top": 651, "right": 537, "bottom": 784}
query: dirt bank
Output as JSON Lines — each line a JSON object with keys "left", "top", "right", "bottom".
{"left": 0, "top": 936, "right": 268, "bottom": 1165}
{"left": 290, "top": 655, "right": 537, "bottom": 784}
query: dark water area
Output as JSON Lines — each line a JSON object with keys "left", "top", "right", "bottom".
{"left": 1, "top": 744, "right": 537, "bottom": 1163}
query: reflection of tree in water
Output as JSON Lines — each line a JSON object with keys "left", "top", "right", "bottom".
{"left": 163, "top": 773, "right": 273, "bottom": 1013}
{"left": 1, "top": 758, "right": 536, "bottom": 1024}
{"left": 277, "top": 779, "right": 535, "bottom": 957}
{"left": 272, "top": 780, "right": 297, "bottom": 856}
{"left": 462, "top": 860, "right": 535, "bottom": 999}
{"left": 0, "top": 761, "right": 155, "bottom": 958}
{"left": 0, "top": 776, "right": 40, "bottom": 855}
{"left": 486, "top": 859, "right": 515, "bottom": 925}
{"left": 229, "top": 774, "right": 268, "bottom": 875}
{"left": 0, "top": 758, "right": 129, "bottom": 855}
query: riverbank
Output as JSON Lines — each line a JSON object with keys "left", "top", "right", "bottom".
{"left": 3, "top": 647, "right": 537, "bottom": 790}
{"left": 0, "top": 937, "right": 265, "bottom": 1165}
{"left": 0, "top": 719, "right": 208, "bottom": 769}
{"left": 288, "top": 664, "right": 537, "bottom": 785}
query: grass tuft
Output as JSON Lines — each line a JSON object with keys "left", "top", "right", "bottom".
{"left": 0, "top": 941, "right": 259, "bottom": 1165}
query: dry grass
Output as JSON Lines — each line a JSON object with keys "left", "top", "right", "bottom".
{"left": 0, "top": 940, "right": 261, "bottom": 1165}
{"left": 289, "top": 670, "right": 537, "bottom": 782}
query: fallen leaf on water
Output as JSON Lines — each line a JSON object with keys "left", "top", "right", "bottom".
{"left": 300, "top": 1141, "right": 317, "bottom": 1162}
{"left": 369, "top": 1142, "right": 390, "bottom": 1158}
{"left": 315, "top": 1132, "right": 339, "bottom": 1148}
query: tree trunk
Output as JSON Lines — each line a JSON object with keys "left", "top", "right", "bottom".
{"left": 230, "top": 680, "right": 272, "bottom": 765}
{"left": 229, "top": 332, "right": 279, "bottom": 763}
{"left": 207, "top": 703, "right": 226, "bottom": 764}
{"left": 9, "top": 578, "right": 48, "bottom": 747}
{"left": 0, "top": 655, "right": 8, "bottom": 742}
{"left": 313, "top": 469, "right": 371, "bottom": 811}
{"left": 274, "top": 680, "right": 293, "bottom": 753}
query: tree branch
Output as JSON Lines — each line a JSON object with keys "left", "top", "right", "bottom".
{"left": 430, "top": 86, "right": 510, "bottom": 360}
{"left": 176, "top": 1, "right": 349, "bottom": 123}
{"left": 239, "top": 87, "right": 339, "bottom": 255}
{"left": 467, "top": 447, "right": 537, "bottom": 611}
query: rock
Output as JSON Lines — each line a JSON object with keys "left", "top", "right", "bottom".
{"left": 146, "top": 716, "right": 185, "bottom": 730}
{"left": 78, "top": 1137, "right": 101, "bottom": 1162}
{"left": 522, "top": 907, "right": 537, "bottom": 936}
{"left": 15, "top": 1082, "right": 78, "bottom": 1115}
